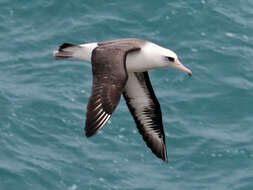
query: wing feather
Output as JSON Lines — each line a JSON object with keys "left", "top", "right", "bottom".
{"left": 85, "top": 42, "right": 141, "bottom": 137}
{"left": 123, "top": 72, "right": 168, "bottom": 162}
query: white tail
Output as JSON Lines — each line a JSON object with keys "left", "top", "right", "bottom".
{"left": 53, "top": 42, "right": 98, "bottom": 62}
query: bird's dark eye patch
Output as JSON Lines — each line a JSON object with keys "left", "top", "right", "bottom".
{"left": 166, "top": 57, "right": 175, "bottom": 62}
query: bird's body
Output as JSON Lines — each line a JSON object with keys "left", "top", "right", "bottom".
{"left": 54, "top": 38, "right": 192, "bottom": 162}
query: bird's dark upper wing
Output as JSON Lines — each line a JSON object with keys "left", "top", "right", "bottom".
{"left": 123, "top": 72, "right": 168, "bottom": 162}
{"left": 85, "top": 44, "right": 140, "bottom": 137}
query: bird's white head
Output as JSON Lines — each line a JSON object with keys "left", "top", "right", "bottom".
{"left": 146, "top": 42, "right": 192, "bottom": 76}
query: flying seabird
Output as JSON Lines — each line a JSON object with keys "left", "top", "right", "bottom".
{"left": 53, "top": 38, "right": 192, "bottom": 162}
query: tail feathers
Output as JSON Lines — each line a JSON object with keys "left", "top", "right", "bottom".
{"left": 53, "top": 50, "right": 73, "bottom": 59}
{"left": 54, "top": 43, "right": 81, "bottom": 59}
{"left": 59, "top": 43, "right": 77, "bottom": 51}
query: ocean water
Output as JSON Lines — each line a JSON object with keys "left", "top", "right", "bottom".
{"left": 1, "top": 0, "right": 253, "bottom": 189}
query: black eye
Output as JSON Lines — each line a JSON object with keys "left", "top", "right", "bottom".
{"left": 167, "top": 57, "right": 175, "bottom": 62}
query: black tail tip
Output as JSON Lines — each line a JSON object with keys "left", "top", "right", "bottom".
{"left": 59, "top": 43, "right": 76, "bottom": 51}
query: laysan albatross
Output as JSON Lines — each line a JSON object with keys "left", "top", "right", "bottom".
{"left": 53, "top": 38, "right": 192, "bottom": 162}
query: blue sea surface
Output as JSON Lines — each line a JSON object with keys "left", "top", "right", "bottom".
{"left": 1, "top": 0, "right": 253, "bottom": 189}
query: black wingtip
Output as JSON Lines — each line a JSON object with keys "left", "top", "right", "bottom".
{"left": 163, "top": 146, "right": 168, "bottom": 163}
{"left": 145, "top": 137, "right": 168, "bottom": 163}
{"left": 163, "top": 155, "right": 168, "bottom": 163}
{"left": 85, "top": 128, "right": 96, "bottom": 138}
{"left": 85, "top": 122, "right": 103, "bottom": 138}
{"left": 59, "top": 43, "right": 76, "bottom": 51}
{"left": 158, "top": 149, "right": 168, "bottom": 163}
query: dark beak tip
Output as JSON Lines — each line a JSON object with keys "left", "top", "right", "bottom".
{"left": 188, "top": 73, "right": 192, "bottom": 77}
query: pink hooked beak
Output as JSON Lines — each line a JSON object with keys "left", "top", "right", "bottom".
{"left": 173, "top": 59, "right": 192, "bottom": 77}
